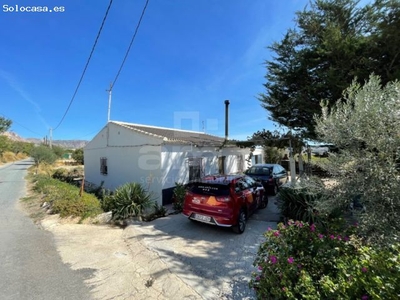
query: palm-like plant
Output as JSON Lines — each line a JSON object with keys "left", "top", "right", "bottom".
{"left": 111, "top": 182, "right": 155, "bottom": 220}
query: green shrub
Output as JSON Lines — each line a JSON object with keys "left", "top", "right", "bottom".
{"left": 32, "top": 175, "right": 102, "bottom": 219}
{"left": 250, "top": 221, "right": 400, "bottom": 299}
{"left": 52, "top": 167, "right": 83, "bottom": 183}
{"left": 107, "top": 182, "right": 155, "bottom": 220}
{"left": 100, "top": 193, "right": 115, "bottom": 212}
{"left": 52, "top": 193, "right": 103, "bottom": 218}
{"left": 144, "top": 202, "right": 168, "bottom": 221}
{"left": 277, "top": 178, "right": 337, "bottom": 228}
{"left": 71, "top": 148, "right": 84, "bottom": 165}
{"left": 172, "top": 182, "right": 187, "bottom": 212}
{"left": 32, "top": 174, "right": 56, "bottom": 193}
{"left": 153, "top": 202, "right": 167, "bottom": 217}
{"left": 315, "top": 76, "right": 400, "bottom": 246}
{"left": 30, "top": 145, "right": 57, "bottom": 167}
{"left": 87, "top": 181, "right": 112, "bottom": 202}
{"left": 52, "top": 168, "right": 69, "bottom": 181}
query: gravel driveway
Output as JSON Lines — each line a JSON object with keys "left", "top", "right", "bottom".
{"left": 123, "top": 201, "right": 279, "bottom": 299}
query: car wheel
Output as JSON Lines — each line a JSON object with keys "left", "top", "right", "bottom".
{"left": 259, "top": 194, "right": 268, "bottom": 209}
{"left": 232, "top": 209, "right": 246, "bottom": 234}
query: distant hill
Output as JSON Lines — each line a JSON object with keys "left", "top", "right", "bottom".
{"left": 2, "top": 132, "right": 88, "bottom": 149}
{"left": 1, "top": 131, "right": 25, "bottom": 142}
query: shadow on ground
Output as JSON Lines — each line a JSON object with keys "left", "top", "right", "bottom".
{"left": 125, "top": 196, "right": 282, "bottom": 299}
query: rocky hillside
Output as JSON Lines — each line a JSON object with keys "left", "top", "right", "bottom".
{"left": 2, "top": 132, "right": 88, "bottom": 149}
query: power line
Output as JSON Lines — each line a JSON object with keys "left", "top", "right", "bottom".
{"left": 0, "top": 113, "right": 42, "bottom": 137}
{"left": 53, "top": 0, "right": 114, "bottom": 131}
{"left": 110, "top": 0, "right": 150, "bottom": 91}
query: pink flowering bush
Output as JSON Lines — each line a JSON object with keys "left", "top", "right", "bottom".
{"left": 250, "top": 221, "right": 400, "bottom": 299}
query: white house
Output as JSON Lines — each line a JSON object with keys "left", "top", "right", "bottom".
{"left": 84, "top": 121, "right": 262, "bottom": 205}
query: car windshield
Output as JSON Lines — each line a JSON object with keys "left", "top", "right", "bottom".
{"left": 189, "top": 183, "right": 230, "bottom": 196}
{"left": 247, "top": 166, "right": 271, "bottom": 176}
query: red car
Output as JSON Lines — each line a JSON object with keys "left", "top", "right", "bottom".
{"left": 182, "top": 174, "right": 268, "bottom": 234}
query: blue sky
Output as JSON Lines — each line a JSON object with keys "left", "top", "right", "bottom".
{"left": 1, "top": 0, "right": 312, "bottom": 141}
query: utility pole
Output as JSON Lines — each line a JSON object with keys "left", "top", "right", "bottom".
{"left": 49, "top": 127, "right": 53, "bottom": 149}
{"left": 106, "top": 83, "right": 112, "bottom": 122}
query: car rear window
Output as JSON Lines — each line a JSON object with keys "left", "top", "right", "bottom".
{"left": 248, "top": 166, "right": 271, "bottom": 175}
{"left": 189, "top": 183, "right": 230, "bottom": 196}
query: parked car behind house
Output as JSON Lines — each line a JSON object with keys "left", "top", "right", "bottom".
{"left": 244, "top": 164, "right": 288, "bottom": 195}
{"left": 182, "top": 174, "right": 267, "bottom": 234}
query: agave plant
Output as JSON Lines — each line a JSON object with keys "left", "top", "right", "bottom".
{"left": 277, "top": 177, "right": 327, "bottom": 225}
{"left": 111, "top": 182, "right": 155, "bottom": 220}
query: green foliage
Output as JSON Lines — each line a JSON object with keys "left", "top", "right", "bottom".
{"left": 315, "top": 76, "right": 400, "bottom": 246}
{"left": 278, "top": 180, "right": 323, "bottom": 224}
{"left": 106, "top": 182, "right": 155, "bottom": 220}
{"left": 0, "top": 135, "right": 11, "bottom": 155}
{"left": 172, "top": 182, "right": 187, "bottom": 212}
{"left": 52, "top": 168, "right": 70, "bottom": 181}
{"left": 52, "top": 193, "right": 102, "bottom": 219}
{"left": 32, "top": 175, "right": 102, "bottom": 219}
{"left": 51, "top": 145, "right": 65, "bottom": 158}
{"left": 10, "top": 141, "right": 34, "bottom": 155}
{"left": 32, "top": 174, "right": 55, "bottom": 193}
{"left": 0, "top": 136, "right": 34, "bottom": 160}
{"left": 100, "top": 194, "right": 115, "bottom": 213}
{"left": 72, "top": 148, "right": 84, "bottom": 165}
{"left": 52, "top": 167, "right": 83, "bottom": 183}
{"left": 249, "top": 129, "right": 304, "bottom": 155}
{"left": 30, "top": 145, "right": 57, "bottom": 167}
{"left": 144, "top": 202, "right": 168, "bottom": 221}
{"left": 250, "top": 222, "right": 400, "bottom": 299}
{"left": 86, "top": 181, "right": 112, "bottom": 204}
{"left": 259, "top": 0, "right": 400, "bottom": 139}
{"left": 264, "top": 146, "right": 285, "bottom": 163}
{"left": 0, "top": 116, "right": 12, "bottom": 133}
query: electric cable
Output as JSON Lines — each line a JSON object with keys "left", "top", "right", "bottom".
{"left": 53, "top": 0, "right": 114, "bottom": 131}
{"left": 110, "top": 0, "right": 150, "bottom": 90}
{"left": 0, "top": 113, "right": 42, "bottom": 137}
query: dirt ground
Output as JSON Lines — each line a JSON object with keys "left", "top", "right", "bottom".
{"left": 19, "top": 191, "right": 201, "bottom": 300}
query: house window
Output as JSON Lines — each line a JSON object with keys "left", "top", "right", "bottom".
{"left": 218, "top": 156, "right": 226, "bottom": 174}
{"left": 188, "top": 157, "right": 203, "bottom": 181}
{"left": 189, "top": 166, "right": 201, "bottom": 181}
{"left": 100, "top": 157, "right": 108, "bottom": 175}
{"left": 254, "top": 154, "right": 262, "bottom": 164}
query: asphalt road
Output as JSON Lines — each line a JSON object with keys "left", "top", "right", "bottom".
{"left": 0, "top": 159, "right": 92, "bottom": 300}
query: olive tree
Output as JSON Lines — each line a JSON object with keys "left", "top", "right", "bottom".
{"left": 0, "top": 116, "right": 12, "bottom": 133}
{"left": 72, "top": 148, "right": 84, "bottom": 165}
{"left": 315, "top": 75, "right": 400, "bottom": 245}
{"left": 30, "top": 145, "right": 57, "bottom": 173}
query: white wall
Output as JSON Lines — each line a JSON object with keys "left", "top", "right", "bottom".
{"left": 160, "top": 145, "right": 216, "bottom": 189}
{"left": 160, "top": 145, "right": 251, "bottom": 190}
{"left": 84, "top": 123, "right": 163, "bottom": 204}
{"left": 84, "top": 122, "right": 261, "bottom": 205}
{"left": 250, "top": 147, "right": 264, "bottom": 166}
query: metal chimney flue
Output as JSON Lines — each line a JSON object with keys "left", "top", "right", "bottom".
{"left": 224, "top": 100, "right": 230, "bottom": 140}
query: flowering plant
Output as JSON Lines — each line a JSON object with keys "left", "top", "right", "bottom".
{"left": 250, "top": 221, "right": 400, "bottom": 299}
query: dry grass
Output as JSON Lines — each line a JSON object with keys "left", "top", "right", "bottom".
{"left": 1, "top": 151, "right": 16, "bottom": 163}
{"left": 0, "top": 151, "right": 28, "bottom": 164}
